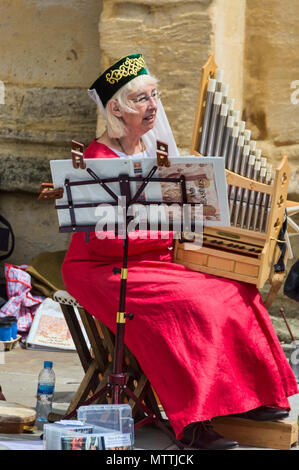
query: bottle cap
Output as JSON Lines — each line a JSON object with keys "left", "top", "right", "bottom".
{"left": 44, "top": 361, "right": 53, "bottom": 369}
{"left": 4, "top": 316, "right": 17, "bottom": 323}
{"left": 0, "top": 320, "right": 12, "bottom": 327}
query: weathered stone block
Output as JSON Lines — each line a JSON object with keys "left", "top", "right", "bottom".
{"left": 0, "top": 0, "right": 102, "bottom": 88}
{"left": 0, "top": 0, "right": 103, "bottom": 268}
{"left": 0, "top": 153, "right": 55, "bottom": 193}
{"left": 0, "top": 191, "right": 71, "bottom": 267}
{"left": 244, "top": 0, "right": 299, "bottom": 147}
{"left": 99, "top": 0, "right": 213, "bottom": 148}
{"left": 0, "top": 85, "right": 97, "bottom": 145}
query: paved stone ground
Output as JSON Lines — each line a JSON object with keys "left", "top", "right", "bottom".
{"left": 0, "top": 346, "right": 298, "bottom": 451}
{"left": 0, "top": 217, "right": 298, "bottom": 450}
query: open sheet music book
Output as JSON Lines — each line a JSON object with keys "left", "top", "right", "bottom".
{"left": 50, "top": 156, "right": 229, "bottom": 231}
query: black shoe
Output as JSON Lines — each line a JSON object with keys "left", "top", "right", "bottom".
{"left": 232, "top": 406, "right": 289, "bottom": 421}
{"left": 180, "top": 421, "right": 239, "bottom": 450}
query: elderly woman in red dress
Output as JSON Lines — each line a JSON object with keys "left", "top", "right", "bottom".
{"left": 62, "top": 54, "right": 298, "bottom": 450}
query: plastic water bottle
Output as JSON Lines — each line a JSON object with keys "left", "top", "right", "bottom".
{"left": 35, "top": 361, "right": 55, "bottom": 429}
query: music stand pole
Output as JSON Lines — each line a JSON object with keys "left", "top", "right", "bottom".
{"left": 110, "top": 174, "right": 132, "bottom": 405}
{"left": 59, "top": 167, "right": 190, "bottom": 449}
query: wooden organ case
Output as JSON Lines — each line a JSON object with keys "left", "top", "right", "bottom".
{"left": 174, "top": 55, "right": 290, "bottom": 290}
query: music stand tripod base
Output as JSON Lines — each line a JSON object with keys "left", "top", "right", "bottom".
{"left": 56, "top": 165, "right": 195, "bottom": 450}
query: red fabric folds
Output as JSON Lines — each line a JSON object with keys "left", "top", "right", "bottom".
{"left": 62, "top": 142, "right": 298, "bottom": 439}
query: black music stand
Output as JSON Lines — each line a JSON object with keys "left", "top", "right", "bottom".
{"left": 54, "top": 162, "right": 203, "bottom": 448}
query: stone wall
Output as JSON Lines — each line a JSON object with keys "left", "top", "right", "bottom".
{"left": 243, "top": 0, "right": 299, "bottom": 198}
{"left": 242, "top": 0, "right": 299, "bottom": 334}
{"left": 97, "top": 0, "right": 246, "bottom": 152}
{"left": 95, "top": 0, "right": 299, "bottom": 340}
{"left": 0, "top": 0, "right": 102, "bottom": 266}
{"left": 211, "top": 0, "right": 246, "bottom": 113}
{"left": 98, "top": 0, "right": 213, "bottom": 150}
{"left": 0, "top": 0, "right": 102, "bottom": 165}
{"left": 96, "top": 0, "right": 299, "bottom": 201}
{"left": 0, "top": 0, "right": 299, "bottom": 291}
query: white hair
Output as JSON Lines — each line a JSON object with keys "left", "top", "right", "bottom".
{"left": 104, "top": 74, "right": 158, "bottom": 138}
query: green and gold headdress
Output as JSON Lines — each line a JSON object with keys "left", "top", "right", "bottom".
{"left": 89, "top": 53, "right": 148, "bottom": 108}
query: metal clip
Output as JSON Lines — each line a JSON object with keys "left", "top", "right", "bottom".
{"left": 38, "top": 183, "right": 64, "bottom": 201}
{"left": 71, "top": 140, "right": 86, "bottom": 169}
{"left": 156, "top": 140, "right": 170, "bottom": 167}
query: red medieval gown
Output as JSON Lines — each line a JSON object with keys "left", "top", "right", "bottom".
{"left": 62, "top": 140, "right": 298, "bottom": 440}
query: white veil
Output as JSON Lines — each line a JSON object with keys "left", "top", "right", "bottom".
{"left": 87, "top": 75, "right": 180, "bottom": 158}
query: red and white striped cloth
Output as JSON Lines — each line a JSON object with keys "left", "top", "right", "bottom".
{"left": 0, "top": 264, "right": 45, "bottom": 332}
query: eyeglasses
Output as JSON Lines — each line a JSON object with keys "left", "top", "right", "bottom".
{"left": 131, "top": 90, "right": 162, "bottom": 105}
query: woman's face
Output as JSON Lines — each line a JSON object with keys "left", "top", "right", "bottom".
{"left": 122, "top": 85, "right": 159, "bottom": 135}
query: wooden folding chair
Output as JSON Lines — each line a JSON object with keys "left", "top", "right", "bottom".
{"left": 48, "top": 289, "right": 163, "bottom": 423}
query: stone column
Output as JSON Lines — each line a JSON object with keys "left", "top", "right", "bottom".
{"left": 211, "top": 0, "right": 246, "bottom": 112}
{"left": 243, "top": 0, "right": 299, "bottom": 196}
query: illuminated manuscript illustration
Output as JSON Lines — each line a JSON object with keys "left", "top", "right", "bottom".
{"left": 158, "top": 162, "right": 221, "bottom": 221}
